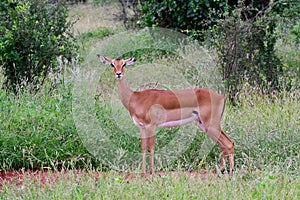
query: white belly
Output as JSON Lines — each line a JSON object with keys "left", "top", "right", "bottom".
{"left": 158, "top": 111, "right": 198, "bottom": 128}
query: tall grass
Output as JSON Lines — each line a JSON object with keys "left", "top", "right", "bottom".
{"left": 0, "top": 84, "right": 96, "bottom": 170}
{"left": 225, "top": 90, "right": 299, "bottom": 175}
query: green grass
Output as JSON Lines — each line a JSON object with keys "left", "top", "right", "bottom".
{"left": 0, "top": 84, "right": 97, "bottom": 170}
{"left": 0, "top": 170, "right": 299, "bottom": 199}
{"left": 224, "top": 91, "right": 300, "bottom": 175}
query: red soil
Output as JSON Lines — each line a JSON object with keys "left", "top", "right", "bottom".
{"left": 0, "top": 170, "right": 61, "bottom": 188}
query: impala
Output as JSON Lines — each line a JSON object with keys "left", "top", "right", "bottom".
{"left": 98, "top": 55, "right": 234, "bottom": 175}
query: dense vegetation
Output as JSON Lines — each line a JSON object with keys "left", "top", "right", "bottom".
{"left": 0, "top": 0, "right": 78, "bottom": 92}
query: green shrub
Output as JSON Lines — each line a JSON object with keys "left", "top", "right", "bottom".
{"left": 206, "top": 1, "right": 300, "bottom": 102}
{"left": 0, "top": 0, "right": 78, "bottom": 92}
{"left": 140, "top": 0, "right": 227, "bottom": 38}
{"left": 138, "top": 0, "right": 300, "bottom": 101}
{"left": 207, "top": 4, "right": 282, "bottom": 102}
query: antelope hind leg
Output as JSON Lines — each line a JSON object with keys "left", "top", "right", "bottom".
{"left": 206, "top": 127, "right": 234, "bottom": 174}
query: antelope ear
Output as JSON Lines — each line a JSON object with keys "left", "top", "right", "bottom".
{"left": 124, "top": 57, "right": 136, "bottom": 66}
{"left": 97, "top": 55, "right": 112, "bottom": 65}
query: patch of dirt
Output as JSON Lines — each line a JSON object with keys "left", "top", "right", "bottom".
{"left": 0, "top": 170, "right": 61, "bottom": 188}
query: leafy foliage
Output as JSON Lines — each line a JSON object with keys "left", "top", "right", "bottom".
{"left": 0, "top": 0, "right": 78, "bottom": 92}
{"left": 140, "top": 0, "right": 227, "bottom": 39}
{"left": 208, "top": 4, "right": 282, "bottom": 102}
{"left": 137, "top": 0, "right": 300, "bottom": 100}
{"left": 207, "top": 1, "right": 300, "bottom": 101}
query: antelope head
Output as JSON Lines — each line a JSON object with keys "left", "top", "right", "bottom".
{"left": 98, "top": 55, "right": 136, "bottom": 80}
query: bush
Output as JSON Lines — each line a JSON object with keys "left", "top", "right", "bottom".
{"left": 0, "top": 0, "right": 78, "bottom": 92}
{"left": 140, "top": 0, "right": 227, "bottom": 38}
{"left": 207, "top": 1, "right": 300, "bottom": 102}
{"left": 138, "top": 0, "right": 300, "bottom": 101}
{"left": 207, "top": 4, "right": 282, "bottom": 102}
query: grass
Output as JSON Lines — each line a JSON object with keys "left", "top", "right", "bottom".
{"left": 0, "top": 84, "right": 96, "bottom": 170}
{"left": 1, "top": 170, "right": 299, "bottom": 199}
{"left": 68, "top": 3, "right": 123, "bottom": 35}
{"left": 0, "top": 2, "right": 299, "bottom": 199}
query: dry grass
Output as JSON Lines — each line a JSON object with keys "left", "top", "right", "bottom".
{"left": 69, "top": 3, "right": 124, "bottom": 35}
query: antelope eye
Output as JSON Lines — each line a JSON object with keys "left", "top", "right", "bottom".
{"left": 122, "top": 63, "right": 126, "bottom": 67}
{"left": 110, "top": 63, "right": 114, "bottom": 68}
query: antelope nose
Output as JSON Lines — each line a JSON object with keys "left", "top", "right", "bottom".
{"left": 116, "top": 73, "right": 122, "bottom": 78}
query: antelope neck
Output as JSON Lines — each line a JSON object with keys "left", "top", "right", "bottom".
{"left": 117, "top": 76, "right": 133, "bottom": 110}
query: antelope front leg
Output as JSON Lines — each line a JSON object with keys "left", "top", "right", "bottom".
{"left": 141, "top": 138, "right": 147, "bottom": 175}
{"left": 141, "top": 126, "right": 156, "bottom": 175}
{"left": 148, "top": 135, "right": 156, "bottom": 174}
{"left": 140, "top": 127, "right": 147, "bottom": 175}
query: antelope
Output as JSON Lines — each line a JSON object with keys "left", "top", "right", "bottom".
{"left": 98, "top": 55, "right": 234, "bottom": 175}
